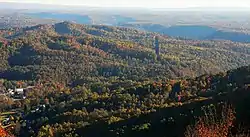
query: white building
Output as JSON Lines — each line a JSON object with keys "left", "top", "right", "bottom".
{"left": 15, "top": 88, "right": 24, "bottom": 94}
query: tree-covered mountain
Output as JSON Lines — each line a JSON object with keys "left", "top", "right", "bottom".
{"left": 1, "top": 22, "right": 250, "bottom": 137}
{"left": 2, "top": 54, "right": 250, "bottom": 137}
{"left": 1, "top": 22, "right": 250, "bottom": 85}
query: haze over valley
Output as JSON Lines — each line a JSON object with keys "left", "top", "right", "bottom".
{"left": 1, "top": 2, "right": 250, "bottom": 42}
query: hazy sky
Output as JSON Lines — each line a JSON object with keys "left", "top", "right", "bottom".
{"left": 2, "top": 0, "right": 250, "bottom": 8}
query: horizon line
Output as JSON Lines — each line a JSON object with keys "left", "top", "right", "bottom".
{"left": 1, "top": 1, "right": 250, "bottom": 9}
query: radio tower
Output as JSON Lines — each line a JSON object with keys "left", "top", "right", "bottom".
{"left": 154, "top": 36, "right": 160, "bottom": 59}
{"left": 199, "top": 57, "right": 202, "bottom": 76}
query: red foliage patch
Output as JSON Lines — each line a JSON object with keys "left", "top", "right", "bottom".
{"left": 0, "top": 126, "right": 11, "bottom": 137}
{"left": 185, "top": 104, "right": 235, "bottom": 137}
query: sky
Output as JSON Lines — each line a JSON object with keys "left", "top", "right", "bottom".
{"left": 1, "top": 0, "right": 250, "bottom": 8}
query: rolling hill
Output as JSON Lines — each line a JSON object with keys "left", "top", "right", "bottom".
{"left": 1, "top": 22, "right": 250, "bottom": 137}
{"left": 1, "top": 22, "right": 250, "bottom": 86}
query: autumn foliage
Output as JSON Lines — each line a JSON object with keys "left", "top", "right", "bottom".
{"left": 0, "top": 126, "right": 10, "bottom": 137}
{"left": 185, "top": 104, "right": 235, "bottom": 137}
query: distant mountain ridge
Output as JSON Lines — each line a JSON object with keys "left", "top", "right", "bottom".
{"left": 1, "top": 3, "right": 250, "bottom": 43}
{"left": 1, "top": 2, "right": 250, "bottom": 11}
{"left": 120, "top": 23, "right": 250, "bottom": 43}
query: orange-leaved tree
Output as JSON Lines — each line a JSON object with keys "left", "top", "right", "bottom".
{"left": 0, "top": 126, "right": 12, "bottom": 137}
{"left": 185, "top": 104, "right": 235, "bottom": 137}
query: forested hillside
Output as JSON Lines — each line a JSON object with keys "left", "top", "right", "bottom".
{"left": 1, "top": 22, "right": 250, "bottom": 85}
{"left": 1, "top": 22, "right": 250, "bottom": 137}
{"left": 2, "top": 55, "right": 250, "bottom": 137}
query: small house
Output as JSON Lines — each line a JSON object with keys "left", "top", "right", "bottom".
{"left": 15, "top": 88, "right": 24, "bottom": 95}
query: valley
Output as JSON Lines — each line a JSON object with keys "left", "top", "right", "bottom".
{"left": 1, "top": 3, "right": 250, "bottom": 137}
